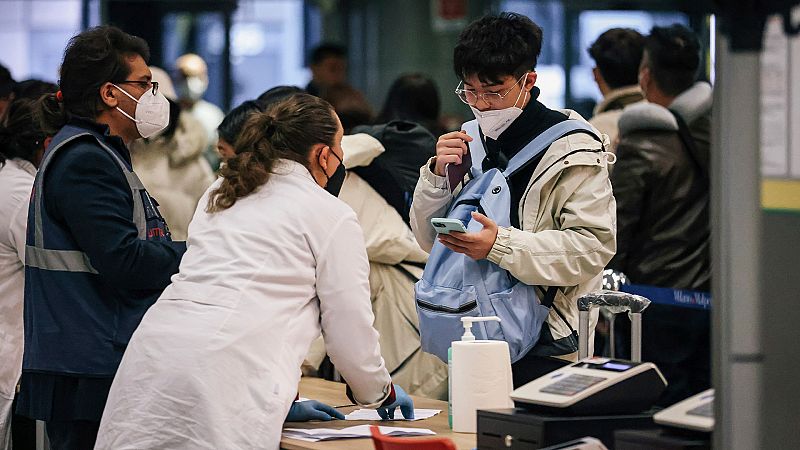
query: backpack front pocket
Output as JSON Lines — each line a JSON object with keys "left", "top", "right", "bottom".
{"left": 415, "top": 279, "right": 479, "bottom": 362}
{"left": 483, "top": 282, "right": 551, "bottom": 362}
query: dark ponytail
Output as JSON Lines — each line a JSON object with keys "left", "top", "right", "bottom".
{"left": 36, "top": 92, "right": 68, "bottom": 134}
{"left": 207, "top": 93, "right": 339, "bottom": 212}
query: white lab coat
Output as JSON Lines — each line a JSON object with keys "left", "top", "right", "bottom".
{"left": 0, "top": 158, "right": 35, "bottom": 450}
{"left": 95, "top": 160, "right": 392, "bottom": 450}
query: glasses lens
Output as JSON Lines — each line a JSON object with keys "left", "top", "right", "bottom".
{"left": 456, "top": 90, "right": 480, "bottom": 105}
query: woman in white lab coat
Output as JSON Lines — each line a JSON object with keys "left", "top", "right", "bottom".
{"left": 95, "top": 94, "right": 413, "bottom": 450}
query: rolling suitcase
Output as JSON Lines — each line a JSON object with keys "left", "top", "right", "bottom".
{"left": 578, "top": 290, "right": 650, "bottom": 362}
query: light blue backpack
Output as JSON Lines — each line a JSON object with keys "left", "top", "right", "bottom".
{"left": 415, "top": 118, "right": 601, "bottom": 363}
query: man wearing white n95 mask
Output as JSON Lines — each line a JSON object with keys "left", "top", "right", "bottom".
{"left": 16, "top": 26, "right": 185, "bottom": 449}
{"left": 410, "top": 13, "right": 617, "bottom": 387}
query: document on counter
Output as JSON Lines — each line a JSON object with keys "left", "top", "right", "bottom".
{"left": 282, "top": 425, "right": 436, "bottom": 442}
{"left": 345, "top": 408, "right": 441, "bottom": 421}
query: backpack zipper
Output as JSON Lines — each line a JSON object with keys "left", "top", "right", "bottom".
{"left": 416, "top": 299, "right": 478, "bottom": 314}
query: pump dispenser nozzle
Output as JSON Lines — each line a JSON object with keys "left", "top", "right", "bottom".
{"left": 460, "top": 316, "right": 501, "bottom": 341}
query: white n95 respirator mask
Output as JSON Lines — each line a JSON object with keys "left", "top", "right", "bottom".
{"left": 113, "top": 84, "right": 171, "bottom": 139}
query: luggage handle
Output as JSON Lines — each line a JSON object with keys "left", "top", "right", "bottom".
{"left": 577, "top": 290, "right": 651, "bottom": 362}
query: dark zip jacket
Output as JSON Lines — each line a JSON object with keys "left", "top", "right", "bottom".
{"left": 22, "top": 118, "right": 186, "bottom": 377}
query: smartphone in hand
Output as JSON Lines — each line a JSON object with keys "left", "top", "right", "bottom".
{"left": 445, "top": 150, "right": 472, "bottom": 193}
{"left": 431, "top": 218, "right": 468, "bottom": 235}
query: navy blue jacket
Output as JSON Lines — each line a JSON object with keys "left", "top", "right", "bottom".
{"left": 23, "top": 119, "right": 186, "bottom": 377}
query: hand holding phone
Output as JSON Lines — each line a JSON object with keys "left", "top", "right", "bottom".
{"left": 434, "top": 130, "right": 473, "bottom": 178}
{"left": 446, "top": 149, "right": 472, "bottom": 193}
{"left": 430, "top": 218, "right": 468, "bottom": 235}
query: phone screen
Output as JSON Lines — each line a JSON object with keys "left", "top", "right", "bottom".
{"left": 446, "top": 150, "right": 472, "bottom": 193}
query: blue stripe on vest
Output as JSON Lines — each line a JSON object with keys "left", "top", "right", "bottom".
{"left": 619, "top": 284, "right": 711, "bottom": 310}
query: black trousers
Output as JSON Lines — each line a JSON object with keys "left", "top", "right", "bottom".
{"left": 45, "top": 420, "right": 100, "bottom": 450}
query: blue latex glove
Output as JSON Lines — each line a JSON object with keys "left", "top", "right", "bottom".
{"left": 285, "top": 400, "right": 345, "bottom": 422}
{"left": 376, "top": 384, "right": 414, "bottom": 420}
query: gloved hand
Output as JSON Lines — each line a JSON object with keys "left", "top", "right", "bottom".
{"left": 285, "top": 400, "right": 345, "bottom": 422}
{"left": 376, "top": 384, "right": 414, "bottom": 420}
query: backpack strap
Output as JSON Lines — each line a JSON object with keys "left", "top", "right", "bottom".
{"left": 668, "top": 109, "right": 709, "bottom": 183}
{"left": 461, "top": 120, "right": 486, "bottom": 176}
{"left": 541, "top": 286, "right": 558, "bottom": 308}
{"left": 503, "top": 120, "right": 601, "bottom": 177}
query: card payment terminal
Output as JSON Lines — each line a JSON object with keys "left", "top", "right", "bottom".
{"left": 653, "top": 389, "right": 714, "bottom": 432}
{"left": 511, "top": 357, "right": 667, "bottom": 415}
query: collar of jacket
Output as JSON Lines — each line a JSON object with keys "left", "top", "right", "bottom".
{"left": 529, "top": 110, "right": 608, "bottom": 179}
{"left": 618, "top": 82, "right": 712, "bottom": 136}
{"left": 11, "top": 157, "right": 36, "bottom": 176}
{"left": 593, "top": 85, "right": 644, "bottom": 116}
{"left": 67, "top": 116, "right": 130, "bottom": 162}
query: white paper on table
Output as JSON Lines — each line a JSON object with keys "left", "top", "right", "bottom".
{"left": 282, "top": 425, "right": 436, "bottom": 442}
{"left": 344, "top": 408, "right": 441, "bottom": 421}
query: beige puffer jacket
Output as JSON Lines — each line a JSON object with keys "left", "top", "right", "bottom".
{"left": 304, "top": 134, "right": 448, "bottom": 399}
{"left": 410, "top": 110, "right": 617, "bottom": 360}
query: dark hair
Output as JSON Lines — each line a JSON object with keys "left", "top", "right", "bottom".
{"left": 217, "top": 100, "right": 263, "bottom": 145}
{"left": 38, "top": 25, "right": 150, "bottom": 131}
{"left": 12, "top": 79, "right": 59, "bottom": 101}
{"left": 644, "top": 24, "right": 700, "bottom": 97}
{"left": 0, "top": 98, "right": 58, "bottom": 167}
{"left": 256, "top": 85, "right": 304, "bottom": 110}
{"left": 454, "top": 12, "right": 543, "bottom": 84}
{"left": 588, "top": 28, "right": 645, "bottom": 89}
{"left": 308, "top": 43, "right": 347, "bottom": 66}
{"left": 321, "top": 83, "right": 373, "bottom": 132}
{"left": 0, "top": 63, "right": 14, "bottom": 98}
{"left": 377, "top": 73, "right": 441, "bottom": 127}
{"left": 207, "top": 93, "right": 339, "bottom": 212}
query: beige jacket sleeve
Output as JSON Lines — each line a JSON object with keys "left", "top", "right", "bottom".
{"left": 487, "top": 163, "right": 617, "bottom": 287}
{"left": 340, "top": 172, "right": 427, "bottom": 265}
{"left": 409, "top": 158, "right": 453, "bottom": 252}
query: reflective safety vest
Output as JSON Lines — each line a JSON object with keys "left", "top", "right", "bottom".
{"left": 23, "top": 124, "right": 173, "bottom": 376}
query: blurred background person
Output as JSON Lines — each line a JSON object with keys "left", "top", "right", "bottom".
{"left": 588, "top": 28, "right": 645, "bottom": 152}
{"left": 129, "top": 66, "right": 215, "bottom": 241}
{"left": 306, "top": 43, "right": 347, "bottom": 97}
{"left": 321, "top": 83, "right": 374, "bottom": 132}
{"left": 0, "top": 64, "right": 15, "bottom": 122}
{"left": 609, "top": 24, "right": 712, "bottom": 406}
{"left": 375, "top": 73, "right": 444, "bottom": 137}
{"left": 175, "top": 53, "right": 225, "bottom": 171}
{"left": 0, "top": 96, "right": 57, "bottom": 450}
{"left": 351, "top": 73, "right": 439, "bottom": 224}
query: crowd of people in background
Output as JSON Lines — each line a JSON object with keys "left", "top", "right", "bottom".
{"left": 0, "top": 12, "right": 711, "bottom": 450}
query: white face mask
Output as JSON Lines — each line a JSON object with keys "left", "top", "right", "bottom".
{"left": 469, "top": 79, "right": 529, "bottom": 140}
{"left": 113, "top": 84, "right": 170, "bottom": 139}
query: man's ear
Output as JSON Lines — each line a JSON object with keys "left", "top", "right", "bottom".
{"left": 592, "top": 67, "right": 601, "bottom": 84}
{"left": 99, "top": 82, "right": 119, "bottom": 108}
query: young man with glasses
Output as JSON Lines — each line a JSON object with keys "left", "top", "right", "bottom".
{"left": 15, "top": 26, "right": 185, "bottom": 448}
{"left": 410, "top": 13, "right": 617, "bottom": 386}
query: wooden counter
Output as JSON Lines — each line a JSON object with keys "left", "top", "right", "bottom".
{"left": 281, "top": 377, "right": 476, "bottom": 449}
